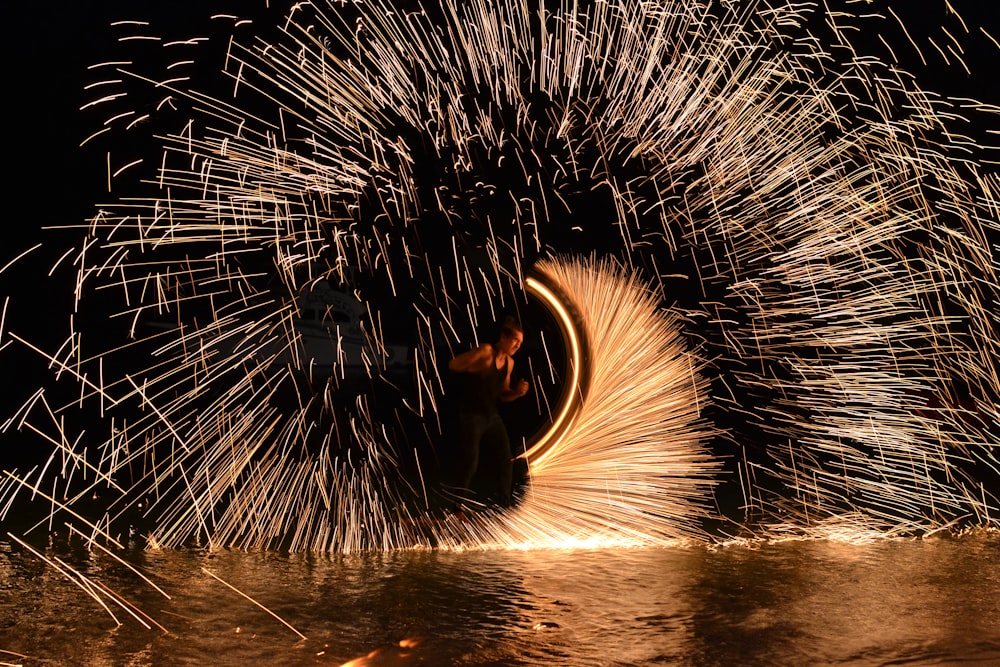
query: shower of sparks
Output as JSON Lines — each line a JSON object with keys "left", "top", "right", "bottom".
{"left": 1, "top": 0, "right": 999, "bottom": 556}
{"left": 503, "top": 256, "right": 720, "bottom": 547}
{"left": 6, "top": 531, "right": 169, "bottom": 633}
{"left": 201, "top": 567, "right": 308, "bottom": 640}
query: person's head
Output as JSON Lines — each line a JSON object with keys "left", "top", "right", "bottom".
{"left": 495, "top": 316, "right": 524, "bottom": 356}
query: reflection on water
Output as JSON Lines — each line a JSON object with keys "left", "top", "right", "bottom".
{"left": 2, "top": 534, "right": 999, "bottom": 666}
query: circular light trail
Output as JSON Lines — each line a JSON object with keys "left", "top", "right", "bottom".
{"left": 521, "top": 271, "right": 587, "bottom": 469}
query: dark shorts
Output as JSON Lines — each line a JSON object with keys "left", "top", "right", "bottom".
{"left": 455, "top": 412, "right": 512, "bottom": 505}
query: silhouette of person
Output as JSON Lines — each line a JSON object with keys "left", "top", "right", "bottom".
{"left": 447, "top": 316, "right": 529, "bottom": 508}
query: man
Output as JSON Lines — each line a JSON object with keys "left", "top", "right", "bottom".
{"left": 447, "top": 316, "right": 530, "bottom": 508}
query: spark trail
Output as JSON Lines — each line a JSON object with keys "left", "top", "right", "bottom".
{"left": 1, "top": 0, "right": 999, "bottom": 552}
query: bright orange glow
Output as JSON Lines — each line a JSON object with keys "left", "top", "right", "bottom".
{"left": 522, "top": 274, "right": 585, "bottom": 468}
{"left": 491, "top": 256, "right": 721, "bottom": 548}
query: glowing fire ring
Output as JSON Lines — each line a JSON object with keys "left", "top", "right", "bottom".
{"left": 522, "top": 269, "right": 590, "bottom": 468}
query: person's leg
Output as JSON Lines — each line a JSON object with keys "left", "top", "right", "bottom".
{"left": 455, "top": 413, "right": 486, "bottom": 492}
{"left": 482, "top": 414, "right": 514, "bottom": 507}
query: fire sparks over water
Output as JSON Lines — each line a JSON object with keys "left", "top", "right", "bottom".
{"left": 2, "top": 0, "right": 1000, "bottom": 554}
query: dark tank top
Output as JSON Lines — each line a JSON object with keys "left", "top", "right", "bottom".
{"left": 459, "top": 350, "right": 508, "bottom": 415}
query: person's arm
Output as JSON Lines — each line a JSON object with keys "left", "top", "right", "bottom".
{"left": 448, "top": 344, "right": 493, "bottom": 374}
{"left": 499, "top": 360, "right": 529, "bottom": 401}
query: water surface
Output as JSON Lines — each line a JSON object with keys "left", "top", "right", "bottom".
{"left": 2, "top": 534, "right": 999, "bottom": 665}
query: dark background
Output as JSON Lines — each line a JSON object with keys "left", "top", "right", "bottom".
{"left": 2, "top": 0, "right": 999, "bottom": 454}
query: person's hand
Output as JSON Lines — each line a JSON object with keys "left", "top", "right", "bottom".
{"left": 514, "top": 378, "right": 529, "bottom": 397}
